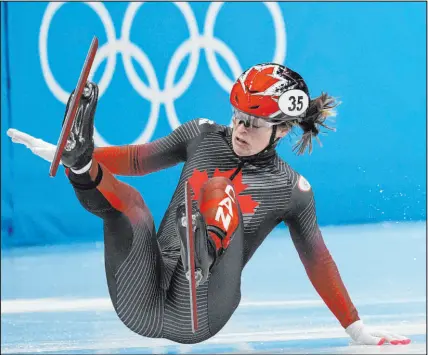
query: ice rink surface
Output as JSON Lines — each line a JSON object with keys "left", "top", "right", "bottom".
{"left": 2, "top": 222, "right": 426, "bottom": 354}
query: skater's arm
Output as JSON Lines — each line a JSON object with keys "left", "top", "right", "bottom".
{"left": 93, "top": 119, "right": 204, "bottom": 176}
{"left": 283, "top": 176, "right": 360, "bottom": 328}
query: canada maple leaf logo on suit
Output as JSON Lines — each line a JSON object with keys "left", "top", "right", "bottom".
{"left": 188, "top": 168, "right": 259, "bottom": 215}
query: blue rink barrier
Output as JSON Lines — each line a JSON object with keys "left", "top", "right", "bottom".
{"left": 1, "top": 2, "right": 426, "bottom": 247}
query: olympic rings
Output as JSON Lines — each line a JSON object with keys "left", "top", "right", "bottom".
{"left": 39, "top": 2, "right": 286, "bottom": 146}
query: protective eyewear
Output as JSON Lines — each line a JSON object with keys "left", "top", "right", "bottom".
{"left": 233, "top": 109, "right": 279, "bottom": 129}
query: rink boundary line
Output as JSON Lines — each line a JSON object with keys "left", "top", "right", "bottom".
{"left": 1, "top": 323, "right": 426, "bottom": 354}
{"left": 1, "top": 297, "right": 426, "bottom": 314}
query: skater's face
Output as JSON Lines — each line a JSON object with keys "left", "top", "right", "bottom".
{"left": 232, "top": 111, "right": 288, "bottom": 156}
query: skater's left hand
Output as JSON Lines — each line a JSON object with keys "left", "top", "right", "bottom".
{"left": 345, "top": 320, "right": 411, "bottom": 345}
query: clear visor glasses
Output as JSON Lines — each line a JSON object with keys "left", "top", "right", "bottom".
{"left": 233, "top": 109, "right": 278, "bottom": 129}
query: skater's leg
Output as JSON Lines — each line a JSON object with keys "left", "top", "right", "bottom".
{"left": 198, "top": 177, "right": 245, "bottom": 336}
{"left": 62, "top": 82, "right": 164, "bottom": 337}
{"left": 163, "top": 177, "right": 245, "bottom": 343}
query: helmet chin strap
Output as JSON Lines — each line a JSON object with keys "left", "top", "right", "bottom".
{"left": 270, "top": 125, "right": 278, "bottom": 146}
{"left": 262, "top": 125, "right": 279, "bottom": 152}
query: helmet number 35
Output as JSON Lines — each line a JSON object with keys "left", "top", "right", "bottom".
{"left": 278, "top": 89, "right": 309, "bottom": 117}
{"left": 288, "top": 96, "right": 304, "bottom": 111}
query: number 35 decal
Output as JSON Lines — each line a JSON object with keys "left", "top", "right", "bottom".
{"left": 278, "top": 89, "right": 309, "bottom": 117}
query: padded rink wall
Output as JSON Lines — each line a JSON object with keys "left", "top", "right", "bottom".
{"left": 1, "top": 2, "right": 426, "bottom": 248}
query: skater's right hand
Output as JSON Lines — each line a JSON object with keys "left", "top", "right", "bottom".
{"left": 345, "top": 320, "right": 411, "bottom": 345}
{"left": 7, "top": 128, "right": 60, "bottom": 164}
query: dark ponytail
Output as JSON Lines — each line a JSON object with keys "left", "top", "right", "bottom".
{"left": 293, "top": 92, "right": 340, "bottom": 155}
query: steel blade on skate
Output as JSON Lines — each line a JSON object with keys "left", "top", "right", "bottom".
{"left": 49, "top": 36, "right": 98, "bottom": 177}
{"left": 185, "top": 180, "right": 198, "bottom": 333}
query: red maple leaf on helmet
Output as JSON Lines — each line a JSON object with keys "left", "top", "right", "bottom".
{"left": 243, "top": 65, "right": 280, "bottom": 94}
{"left": 188, "top": 168, "right": 259, "bottom": 215}
{"left": 231, "top": 64, "right": 291, "bottom": 117}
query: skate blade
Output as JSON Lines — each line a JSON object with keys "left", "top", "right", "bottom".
{"left": 185, "top": 180, "right": 198, "bottom": 333}
{"left": 49, "top": 36, "right": 98, "bottom": 177}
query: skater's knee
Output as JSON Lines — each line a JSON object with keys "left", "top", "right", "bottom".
{"left": 95, "top": 169, "right": 149, "bottom": 217}
{"left": 198, "top": 177, "right": 240, "bottom": 250}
